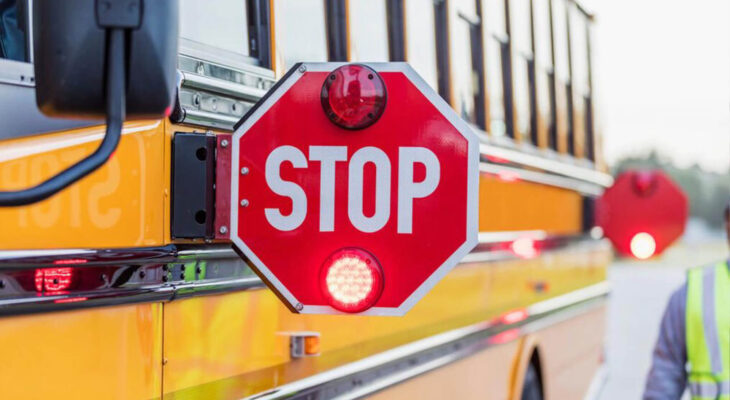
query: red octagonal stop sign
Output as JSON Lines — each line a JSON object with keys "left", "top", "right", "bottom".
{"left": 230, "top": 63, "right": 479, "bottom": 315}
{"left": 597, "top": 170, "right": 688, "bottom": 259}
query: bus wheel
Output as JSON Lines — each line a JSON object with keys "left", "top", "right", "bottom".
{"left": 521, "top": 363, "right": 543, "bottom": 400}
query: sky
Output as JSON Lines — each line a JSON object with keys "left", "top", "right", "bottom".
{"left": 588, "top": 0, "right": 730, "bottom": 173}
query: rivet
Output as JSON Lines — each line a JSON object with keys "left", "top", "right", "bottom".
{"left": 240, "top": 199, "right": 249, "bottom": 207}
{"left": 219, "top": 226, "right": 228, "bottom": 234}
{"left": 240, "top": 167, "right": 249, "bottom": 175}
{"left": 221, "top": 139, "right": 229, "bottom": 148}
{"left": 298, "top": 65, "right": 307, "bottom": 73}
{"left": 295, "top": 303, "right": 303, "bottom": 311}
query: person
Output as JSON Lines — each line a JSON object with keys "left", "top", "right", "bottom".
{"left": 643, "top": 203, "right": 730, "bottom": 399}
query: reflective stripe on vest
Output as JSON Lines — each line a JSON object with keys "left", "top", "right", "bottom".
{"left": 687, "top": 262, "right": 730, "bottom": 400}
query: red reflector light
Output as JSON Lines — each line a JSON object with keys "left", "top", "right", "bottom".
{"left": 321, "top": 64, "right": 387, "bottom": 130}
{"left": 630, "top": 232, "right": 656, "bottom": 260}
{"left": 320, "top": 248, "right": 384, "bottom": 313}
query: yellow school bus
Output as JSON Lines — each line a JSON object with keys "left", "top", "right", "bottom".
{"left": 0, "top": 0, "right": 611, "bottom": 399}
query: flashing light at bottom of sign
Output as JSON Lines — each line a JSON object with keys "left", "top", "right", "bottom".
{"left": 320, "top": 248, "right": 384, "bottom": 313}
{"left": 630, "top": 232, "right": 657, "bottom": 260}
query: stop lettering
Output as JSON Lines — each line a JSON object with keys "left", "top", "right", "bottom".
{"left": 264, "top": 145, "right": 439, "bottom": 234}
{"left": 230, "top": 63, "right": 479, "bottom": 315}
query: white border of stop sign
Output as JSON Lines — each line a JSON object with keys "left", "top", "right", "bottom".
{"left": 230, "top": 62, "right": 479, "bottom": 316}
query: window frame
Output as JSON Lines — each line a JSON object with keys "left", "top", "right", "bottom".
{"left": 445, "top": 0, "right": 486, "bottom": 129}
{"left": 345, "top": 0, "right": 392, "bottom": 62}
{"left": 178, "top": 0, "right": 272, "bottom": 69}
{"left": 506, "top": 0, "right": 536, "bottom": 144}
{"left": 325, "top": 0, "right": 348, "bottom": 61}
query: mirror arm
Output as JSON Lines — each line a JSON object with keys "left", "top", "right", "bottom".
{"left": 0, "top": 28, "right": 126, "bottom": 207}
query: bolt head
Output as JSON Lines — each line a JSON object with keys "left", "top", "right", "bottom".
{"left": 219, "top": 226, "right": 228, "bottom": 234}
{"left": 295, "top": 303, "right": 304, "bottom": 311}
{"left": 240, "top": 199, "right": 249, "bottom": 207}
{"left": 298, "top": 65, "right": 307, "bottom": 73}
{"left": 221, "top": 139, "right": 229, "bottom": 148}
{"left": 240, "top": 167, "right": 249, "bottom": 175}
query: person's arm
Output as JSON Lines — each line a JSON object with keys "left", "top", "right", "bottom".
{"left": 642, "top": 284, "right": 688, "bottom": 400}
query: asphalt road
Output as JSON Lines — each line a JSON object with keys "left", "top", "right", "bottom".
{"left": 598, "top": 240, "right": 727, "bottom": 400}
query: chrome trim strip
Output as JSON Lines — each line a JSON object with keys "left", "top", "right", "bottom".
{"left": 246, "top": 282, "right": 610, "bottom": 400}
{"left": 180, "top": 71, "right": 268, "bottom": 102}
{"left": 478, "top": 230, "right": 547, "bottom": 243}
{"left": 0, "top": 232, "right": 607, "bottom": 266}
{"left": 479, "top": 142, "right": 613, "bottom": 188}
{"left": 178, "top": 38, "right": 272, "bottom": 75}
{"left": 0, "top": 233, "right": 608, "bottom": 315}
{"left": 480, "top": 162, "right": 605, "bottom": 196}
{"left": 180, "top": 108, "right": 242, "bottom": 131}
{"left": 0, "top": 58, "right": 33, "bottom": 87}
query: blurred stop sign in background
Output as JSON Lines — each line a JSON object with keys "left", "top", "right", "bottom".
{"left": 597, "top": 170, "right": 689, "bottom": 259}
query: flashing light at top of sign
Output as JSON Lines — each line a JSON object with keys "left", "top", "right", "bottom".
{"left": 320, "top": 64, "right": 387, "bottom": 130}
{"left": 630, "top": 232, "right": 656, "bottom": 260}
{"left": 320, "top": 248, "right": 383, "bottom": 313}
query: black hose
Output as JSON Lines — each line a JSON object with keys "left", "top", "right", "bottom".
{"left": 0, "top": 28, "right": 126, "bottom": 206}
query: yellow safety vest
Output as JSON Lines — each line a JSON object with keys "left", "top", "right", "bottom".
{"left": 687, "top": 262, "right": 730, "bottom": 400}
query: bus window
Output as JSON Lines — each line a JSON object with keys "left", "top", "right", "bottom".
{"left": 551, "top": 0, "right": 569, "bottom": 83}
{"left": 180, "top": 0, "right": 249, "bottom": 57}
{"left": 551, "top": 0, "right": 571, "bottom": 154}
{"left": 509, "top": 0, "right": 533, "bottom": 143}
{"left": 273, "top": 0, "right": 328, "bottom": 75}
{"left": 0, "top": 0, "right": 26, "bottom": 62}
{"left": 448, "top": 0, "right": 484, "bottom": 127}
{"left": 405, "top": 0, "right": 439, "bottom": 90}
{"left": 348, "top": 0, "right": 389, "bottom": 62}
{"left": 570, "top": 6, "right": 590, "bottom": 159}
{"left": 533, "top": 0, "right": 555, "bottom": 149}
{"left": 482, "top": 0, "right": 507, "bottom": 137}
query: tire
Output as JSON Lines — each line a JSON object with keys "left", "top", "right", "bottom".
{"left": 521, "top": 363, "right": 543, "bottom": 400}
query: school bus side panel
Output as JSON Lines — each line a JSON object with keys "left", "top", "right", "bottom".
{"left": 0, "top": 304, "right": 163, "bottom": 400}
{"left": 0, "top": 121, "right": 166, "bottom": 250}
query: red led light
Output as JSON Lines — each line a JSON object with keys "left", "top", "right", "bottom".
{"left": 320, "top": 248, "right": 384, "bottom": 313}
{"left": 631, "top": 171, "right": 657, "bottom": 197}
{"left": 320, "top": 64, "right": 387, "bottom": 130}
{"left": 630, "top": 232, "right": 656, "bottom": 260}
{"left": 53, "top": 258, "right": 87, "bottom": 265}
{"left": 497, "top": 170, "right": 520, "bottom": 182}
{"left": 34, "top": 268, "right": 73, "bottom": 292}
{"left": 510, "top": 237, "right": 539, "bottom": 259}
{"left": 500, "top": 308, "right": 529, "bottom": 325}
{"left": 54, "top": 297, "right": 87, "bottom": 304}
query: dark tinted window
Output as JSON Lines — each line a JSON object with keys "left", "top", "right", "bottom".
{"left": 0, "top": 0, "right": 27, "bottom": 62}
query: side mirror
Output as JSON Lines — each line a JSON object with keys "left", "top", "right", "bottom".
{"left": 0, "top": 0, "right": 178, "bottom": 206}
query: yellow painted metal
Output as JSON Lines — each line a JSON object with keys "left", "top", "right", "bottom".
{"left": 0, "top": 303, "right": 163, "bottom": 400}
{"left": 162, "top": 242, "right": 608, "bottom": 399}
{"left": 0, "top": 121, "right": 166, "bottom": 249}
{"left": 479, "top": 175, "right": 583, "bottom": 234}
